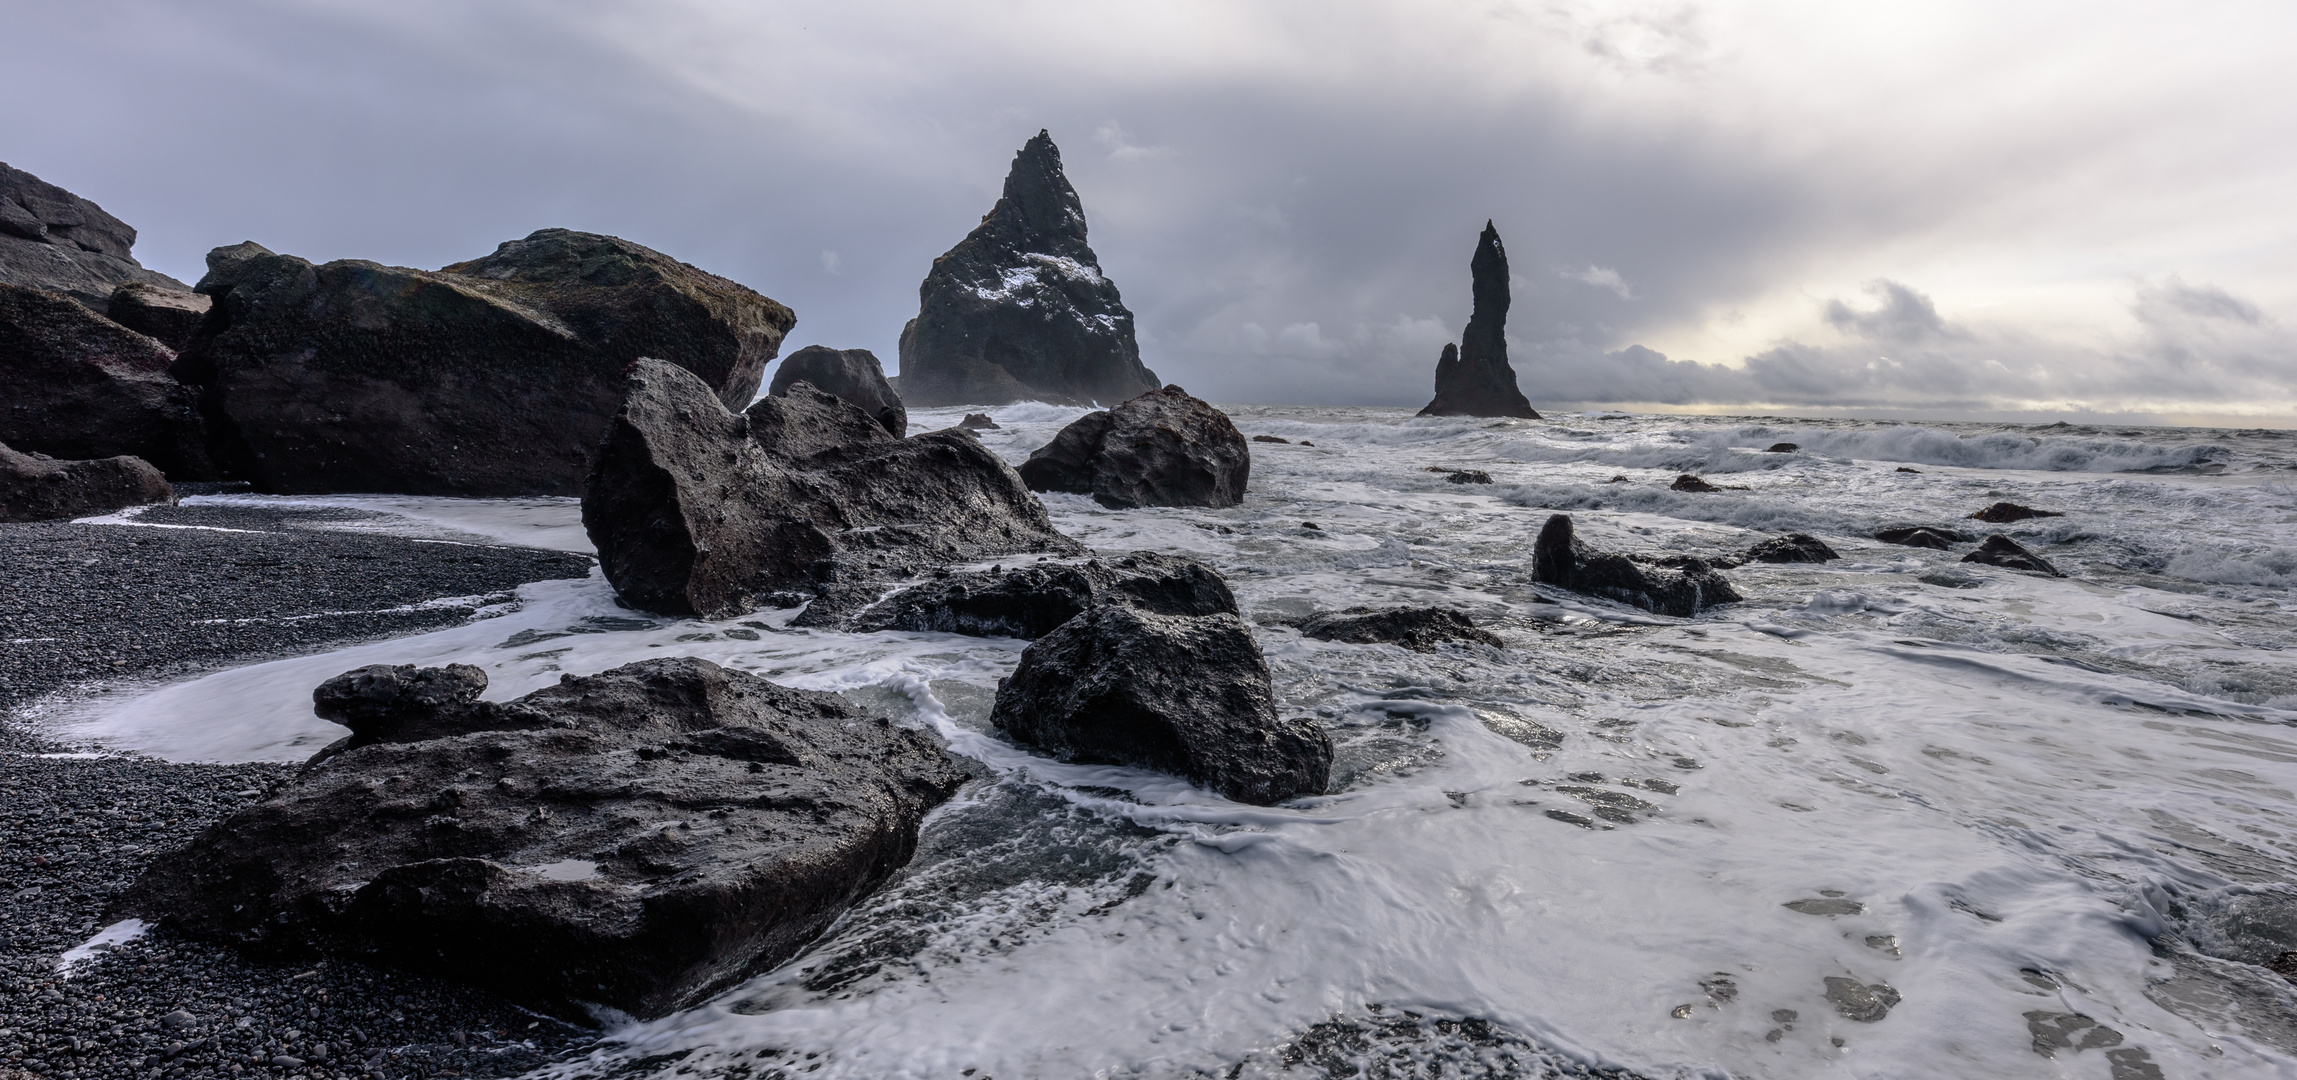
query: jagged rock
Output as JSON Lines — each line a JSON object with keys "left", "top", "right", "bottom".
{"left": 583, "top": 359, "right": 1079, "bottom": 620}
{"left": 1765, "top": 442, "right": 1799, "bottom": 453}
{"left": 1252, "top": 435, "right": 1290, "bottom": 444}
{"left": 1671, "top": 474, "right": 1721, "bottom": 492}
{"left": 0, "top": 440, "right": 174, "bottom": 522}
{"left": 1896, "top": 466, "right": 1922, "bottom": 473}
{"left": 1874, "top": 525, "right": 1972, "bottom": 549}
{"left": 1962, "top": 534, "right": 2063, "bottom": 576}
{"left": 1744, "top": 533, "right": 1839, "bottom": 563}
{"left": 105, "top": 281, "right": 211, "bottom": 351}
{"left": 116, "top": 657, "right": 966, "bottom": 1019}
{"left": 1017, "top": 385, "right": 1249, "bottom": 508}
{"left": 990, "top": 604, "right": 1330, "bottom": 805}
{"left": 1531, "top": 513, "right": 1740, "bottom": 616}
{"left": 1418, "top": 222, "right": 1538, "bottom": 419}
{"left": 1970, "top": 502, "right": 2063, "bottom": 523}
{"left": 169, "top": 229, "right": 795, "bottom": 496}
{"left": 0, "top": 283, "right": 214, "bottom": 477}
{"left": 768, "top": 346, "right": 905, "bottom": 437}
{"left": 845, "top": 552, "right": 1237, "bottom": 638}
{"left": 0, "top": 162, "right": 190, "bottom": 310}
{"left": 1297, "top": 607, "right": 1503, "bottom": 652}
{"left": 897, "top": 131, "right": 1160, "bottom": 407}
{"left": 959, "top": 413, "right": 1000, "bottom": 430}
{"left": 1446, "top": 470, "right": 1493, "bottom": 485}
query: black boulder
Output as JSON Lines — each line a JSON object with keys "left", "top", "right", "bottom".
{"left": 1744, "top": 533, "right": 1839, "bottom": 563}
{"left": 1297, "top": 607, "right": 1504, "bottom": 652}
{"left": 0, "top": 283, "right": 214, "bottom": 478}
{"left": 769, "top": 345, "right": 906, "bottom": 437}
{"left": 846, "top": 552, "right": 1237, "bottom": 638}
{"left": 1531, "top": 513, "right": 1740, "bottom": 617}
{"left": 1017, "top": 385, "right": 1250, "bottom": 508}
{"left": 1969, "top": 502, "right": 2063, "bottom": 523}
{"left": 1874, "top": 526, "right": 1974, "bottom": 549}
{"left": 0, "top": 440, "right": 174, "bottom": 523}
{"left": 1962, "top": 534, "right": 2064, "bottom": 576}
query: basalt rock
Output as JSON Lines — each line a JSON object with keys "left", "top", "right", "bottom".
{"left": 959, "top": 413, "right": 1000, "bottom": 430}
{"left": 990, "top": 604, "right": 1330, "bottom": 805}
{"left": 1297, "top": 607, "right": 1504, "bottom": 652}
{"left": 117, "top": 657, "right": 966, "bottom": 1019}
{"left": 845, "top": 552, "right": 1237, "bottom": 638}
{"left": 1765, "top": 442, "right": 1799, "bottom": 453}
{"left": 1671, "top": 474, "right": 1721, "bottom": 493}
{"left": 1252, "top": 435, "right": 1290, "bottom": 444}
{"left": 0, "top": 283, "right": 214, "bottom": 478}
{"left": 1962, "top": 534, "right": 2064, "bottom": 576}
{"left": 898, "top": 131, "right": 1160, "bottom": 407}
{"left": 1970, "top": 502, "right": 2063, "bottom": 523}
{"left": 1744, "top": 533, "right": 1839, "bottom": 563}
{"left": 768, "top": 346, "right": 905, "bottom": 437}
{"left": 1875, "top": 525, "right": 1973, "bottom": 549}
{"left": 1531, "top": 513, "right": 1740, "bottom": 617}
{"left": 170, "top": 229, "right": 795, "bottom": 496}
{"left": 1017, "top": 385, "right": 1249, "bottom": 508}
{"left": 582, "top": 359, "right": 1079, "bottom": 621}
{"left": 0, "top": 440, "right": 174, "bottom": 522}
{"left": 1445, "top": 470, "right": 1493, "bottom": 485}
{"left": 1418, "top": 222, "right": 1538, "bottom": 419}
{"left": 0, "top": 162, "right": 190, "bottom": 310}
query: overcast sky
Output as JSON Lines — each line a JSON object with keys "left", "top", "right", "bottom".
{"left": 6, "top": 0, "right": 2293, "bottom": 423}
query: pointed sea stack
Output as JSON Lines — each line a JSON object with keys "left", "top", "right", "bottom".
{"left": 897, "top": 131, "right": 1160, "bottom": 407}
{"left": 1419, "top": 222, "right": 1538, "bottom": 419}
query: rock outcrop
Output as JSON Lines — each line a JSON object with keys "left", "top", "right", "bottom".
{"left": 169, "top": 229, "right": 795, "bottom": 496}
{"left": 1744, "top": 533, "right": 1839, "bottom": 563}
{"left": 105, "top": 281, "right": 210, "bottom": 350}
{"left": 1531, "top": 513, "right": 1740, "bottom": 616}
{"left": 0, "top": 440, "right": 174, "bottom": 522}
{"left": 768, "top": 346, "right": 905, "bottom": 437}
{"left": 1017, "top": 385, "right": 1249, "bottom": 508}
{"left": 582, "top": 359, "right": 1079, "bottom": 620}
{"left": 1418, "top": 222, "right": 1538, "bottom": 419}
{"left": 1297, "top": 607, "right": 1503, "bottom": 652}
{"left": 959, "top": 413, "right": 1000, "bottom": 431}
{"left": 1969, "top": 502, "right": 2063, "bottom": 523}
{"left": 0, "top": 283, "right": 214, "bottom": 478}
{"left": 1875, "top": 525, "right": 1972, "bottom": 549}
{"left": 1671, "top": 474, "right": 1721, "bottom": 492}
{"left": 0, "top": 162, "right": 190, "bottom": 310}
{"left": 845, "top": 552, "right": 1237, "bottom": 638}
{"left": 990, "top": 603, "right": 1330, "bottom": 805}
{"left": 117, "top": 657, "right": 966, "bottom": 1019}
{"left": 1765, "top": 443, "right": 1799, "bottom": 453}
{"left": 1962, "top": 534, "right": 2064, "bottom": 576}
{"left": 896, "top": 131, "right": 1160, "bottom": 407}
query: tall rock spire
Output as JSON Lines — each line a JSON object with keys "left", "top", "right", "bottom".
{"left": 897, "top": 131, "right": 1161, "bottom": 408}
{"left": 1419, "top": 221, "right": 1539, "bottom": 419}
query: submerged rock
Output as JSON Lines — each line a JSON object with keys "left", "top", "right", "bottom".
{"left": 1418, "top": 222, "right": 1538, "bottom": 419}
{"left": 171, "top": 229, "right": 795, "bottom": 496}
{"left": 0, "top": 162, "right": 190, "bottom": 310}
{"left": 1297, "top": 607, "right": 1504, "bottom": 652}
{"left": 1252, "top": 435, "right": 1290, "bottom": 444}
{"left": 583, "top": 359, "right": 1078, "bottom": 620}
{"left": 846, "top": 552, "right": 1237, "bottom": 638}
{"left": 990, "top": 604, "right": 1330, "bottom": 805}
{"left": 0, "top": 283, "right": 214, "bottom": 478}
{"left": 1671, "top": 474, "right": 1721, "bottom": 493}
{"left": 0, "top": 440, "right": 174, "bottom": 522}
{"left": 897, "top": 130, "right": 1160, "bottom": 407}
{"left": 768, "top": 345, "right": 906, "bottom": 437}
{"left": 106, "top": 281, "right": 210, "bottom": 351}
{"left": 1962, "top": 534, "right": 2064, "bottom": 576}
{"left": 1428, "top": 466, "right": 1493, "bottom": 484}
{"left": 1875, "top": 525, "right": 1973, "bottom": 549}
{"left": 1744, "top": 533, "right": 1839, "bottom": 563}
{"left": 1765, "top": 442, "right": 1799, "bottom": 453}
{"left": 1970, "top": 502, "right": 2063, "bottom": 523}
{"left": 1017, "top": 385, "right": 1250, "bottom": 508}
{"left": 118, "top": 657, "right": 966, "bottom": 1019}
{"left": 1531, "top": 513, "right": 1740, "bottom": 617}
{"left": 959, "top": 412, "right": 1001, "bottom": 430}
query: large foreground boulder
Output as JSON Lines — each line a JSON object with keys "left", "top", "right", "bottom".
{"left": 1531, "top": 513, "right": 1740, "bottom": 617}
{"left": 0, "top": 283, "right": 214, "bottom": 477}
{"left": 897, "top": 131, "right": 1160, "bottom": 407}
{"left": 1418, "top": 221, "right": 1538, "bottom": 419}
{"left": 769, "top": 345, "right": 906, "bottom": 437}
{"left": 583, "top": 359, "right": 1080, "bottom": 620}
{"left": 1297, "top": 607, "right": 1504, "bottom": 652}
{"left": 1017, "top": 385, "right": 1250, "bottom": 508}
{"left": 170, "top": 229, "right": 795, "bottom": 495}
{"left": 0, "top": 440, "right": 174, "bottom": 522}
{"left": 991, "top": 604, "right": 1330, "bottom": 805}
{"left": 0, "top": 162, "right": 190, "bottom": 310}
{"left": 1962, "top": 534, "right": 2064, "bottom": 576}
{"left": 116, "top": 657, "right": 966, "bottom": 1019}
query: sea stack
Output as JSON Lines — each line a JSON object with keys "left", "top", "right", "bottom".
{"left": 1419, "top": 221, "right": 1539, "bottom": 419}
{"left": 897, "top": 130, "right": 1160, "bottom": 407}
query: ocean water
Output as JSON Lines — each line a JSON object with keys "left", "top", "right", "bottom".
{"left": 43, "top": 407, "right": 2297, "bottom": 1079}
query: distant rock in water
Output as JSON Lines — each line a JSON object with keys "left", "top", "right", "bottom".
{"left": 1252, "top": 435, "right": 1290, "bottom": 444}
{"left": 0, "top": 283, "right": 215, "bottom": 478}
{"left": 898, "top": 130, "right": 1160, "bottom": 407}
{"left": 1969, "top": 501, "right": 2063, "bottom": 523}
{"left": 0, "top": 162, "right": 190, "bottom": 310}
{"left": 1875, "top": 525, "right": 1972, "bottom": 549}
{"left": 846, "top": 552, "right": 1237, "bottom": 638}
{"left": 769, "top": 345, "right": 905, "bottom": 437}
{"left": 960, "top": 413, "right": 1001, "bottom": 430}
{"left": 1018, "top": 385, "right": 1249, "bottom": 508}
{"left": 106, "top": 281, "right": 210, "bottom": 350}
{"left": 117, "top": 657, "right": 965, "bottom": 1019}
{"left": 1744, "top": 533, "right": 1839, "bottom": 563}
{"left": 1297, "top": 607, "right": 1503, "bottom": 652}
{"left": 1962, "top": 534, "right": 2064, "bottom": 576}
{"left": 0, "top": 440, "right": 174, "bottom": 522}
{"left": 1531, "top": 513, "right": 1739, "bottom": 616}
{"left": 1671, "top": 474, "right": 1721, "bottom": 492}
{"left": 1765, "top": 442, "right": 1799, "bottom": 453}
{"left": 1418, "top": 222, "right": 1538, "bottom": 420}
{"left": 171, "top": 229, "right": 795, "bottom": 496}
{"left": 582, "top": 359, "right": 1078, "bottom": 620}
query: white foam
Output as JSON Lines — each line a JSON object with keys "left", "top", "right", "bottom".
{"left": 58, "top": 919, "right": 148, "bottom": 976}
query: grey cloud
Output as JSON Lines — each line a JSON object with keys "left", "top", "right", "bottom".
{"left": 1820, "top": 280, "right": 1960, "bottom": 343}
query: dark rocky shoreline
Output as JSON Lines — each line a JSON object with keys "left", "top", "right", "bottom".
{"left": 1, "top": 505, "right": 602, "bottom": 1080}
